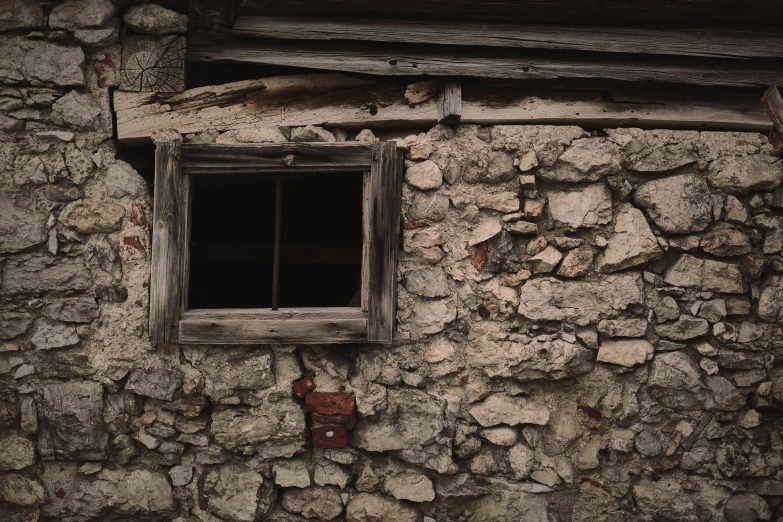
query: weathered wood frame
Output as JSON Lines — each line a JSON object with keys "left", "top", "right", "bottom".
{"left": 149, "top": 141, "right": 403, "bottom": 345}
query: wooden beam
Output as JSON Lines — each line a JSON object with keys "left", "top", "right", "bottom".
{"left": 120, "top": 35, "right": 186, "bottom": 92}
{"left": 178, "top": 308, "right": 368, "bottom": 344}
{"left": 438, "top": 81, "right": 461, "bottom": 125}
{"left": 180, "top": 143, "right": 373, "bottom": 174}
{"left": 238, "top": 0, "right": 783, "bottom": 26}
{"left": 233, "top": 16, "right": 783, "bottom": 60}
{"left": 113, "top": 74, "right": 436, "bottom": 141}
{"left": 187, "top": 37, "right": 783, "bottom": 89}
{"left": 762, "top": 86, "right": 783, "bottom": 136}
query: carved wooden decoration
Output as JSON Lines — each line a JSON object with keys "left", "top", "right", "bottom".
{"left": 120, "top": 35, "right": 186, "bottom": 92}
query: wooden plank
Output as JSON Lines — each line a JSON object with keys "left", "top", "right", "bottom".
{"left": 178, "top": 307, "right": 367, "bottom": 343}
{"left": 460, "top": 86, "right": 773, "bottom": 132}
{"left": 113, "top": 74, "right": 437, "bottom": 141}
{"left": 234, "top": 16, "right": 783, "bottom": 60}
{"left": 238, "top": 0, "right": 783, "bottom": 25}
{"left": 187, "top": 37, "right": 783, "bottom": 89}
{"left": 438, "top": 81, "right": 461, "bottom": 125}
{"left": 361, "top": 171, "right": 371, "bottom": 312}
{"left": 150, "top": 141, "right": 185, "bottom": 345}
{"left": 366, "top": 141, "right": 403, "bottom": 343}
{"left": 762, "top": 86, "right": 783, "bottom": 136}
{"left": 180, "top": 143, "right": 373, "bottom": 174}
{"left": 189, "top": 0, "right": 235, "bottom": 35}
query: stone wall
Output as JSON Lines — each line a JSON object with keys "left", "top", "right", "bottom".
{"left": 3, "top": 2, "right": 783, "bottom": 522}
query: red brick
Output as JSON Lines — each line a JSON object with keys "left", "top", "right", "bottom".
{"left": 292, "top": 375, "right": 316, "bottom": 399}
{"left": 305, "top": 392, "right": 355, "bottom": 416}
{"left": 312, "top": 425, "right": 349, "bottom": 449}
{"left": 312, "top": 412, "right": 355, "bottom": 427}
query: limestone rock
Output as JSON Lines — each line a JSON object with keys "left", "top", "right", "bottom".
{"left": 509, "top": 442, "right": 535, "bottom": 479}
{"left": 211, "top": 402, "right": 305, "bottom": 455}
{"left": 405, "top": 160, "right": 442, "bottom": 190}
{"left": 403, "top": 267, "right": 450, "bottom": 297}
{"left": 633, "top": 481, "right": 699, "bottom": 522}
{"left": 123, "top": 3, "right": 188, "bottom": 34}
{"left": 345, "top": 493, "right": 419, "bottom": 522}
{"left": 1, "top": 255, "right": 90, "bottom": 295}
{"left": 655, "top": 297, "right": 681, "bottom": 323}
{"left": 557, "top": 246, "right": 594, "bottom": 277}
{"left": 42, "top": 297, "right": 99, "bottom": 323}
{"left": 538, "top": 138, "right": 620, "bottom": 183}
{"left": 597, "top": 318, "right": 648, "bottom": 337}
{"left": 597, "top": 339, "right": 654, "bottom": 367}
{"left": 274, "top": 460, "right": 311, "bottom": 488}
{"left": 203, "top": 464, "right": 275, "bottom": 522}
{"left": 724, "top": 493, "right": 772, "bottom": 522}
{"left": 700, "top": 227, "right": 752, "bottom": 257}
{"left": 412, "top": 299, "right": 456, "bottom": 334}
{"left": 409, "top": 192, "right": 449, "bottom": 222}
{"left": 663, "top": 254, "right": 745, "bottom": 293}
{"left": 0, "top": 474, "right": 46, "bottom": 506}
{"left": 0, "top": 0, "right": 44, "bottom": 31}
{"left": 647, "top": 352, "right": 709, "bottom": 409}
{"left": 0, "top": 435, "right": 35, "bottom": 470}
{"left": 39, "top": 381, "right": 108, "bottom": 460}
{"left": 195, "top": 346, "right": 275, "bottom": 401}
{"left": 541, "top": 412, "right": 580, "bottom": 455}
{"left": 106, "top": 160, "right": 147, "bottom": 199}
{"left": 282, "top": 486, "right": 344, "bottom": 520}
{"left": 654, "top": 315, "right": 709, "bottom": 341}
{"left": 469, "top": 218, "right": 502, "bottom": 245}
{"left": 169, "top": 465, "right": 193, "bottom": 486}
{"left": 757, "top": 275, "right": 783, "bottom": 322}
{"left": 217, "top": 127, "right": 287, "bottom": 144}
{"left": 14, "top": 157, "right": 47, "bottom": 186}
{"left": 0, "top": 310, "right": 34, "bottom": 339}
{"left": 31, "top": 320, "right": 80, "bottom": 350}
{"left": 73, "top": 28, "right": 119, "bottom": 47}
{"left": 383, "top": 473, "right": 436, "bottom": 502}
{"left": 625, "top": 144, "right": 697, "bottom": 172}
{"left": 469, "top": 394, "right": 549, "bottom": 427}
{"left": 633, "top": 175, "right": 712, "bottom": 234}
{"left": 49, "top": 0, "right": 116, "bottom": 29}
{"left": 518, "top": 273, "right": 643, "bottom": 325}
{"left": 480, "top": 426, "right": 518, "bottom": 446}
{"left": 50, "top": 91, "right": 102, "bottom": 131}
{"left": 476, "top": 191, "right": 520, "bottom": 212}
{"left": 290, "top": 125, "right": 336, "bottom": 142}
{"left": 548, "top": 182, "right": 612, "bottom": 229}
{"left": 0, "top": 196, "right": 46, "bottom": 253}
{"left": 313, "top": 460, "right": 351, "bottom": 488}
{"left": 94, "top": 235, "right": 122, "bottom": 280}
{"left": 466, "top": 150, "right": 518, "bottom": 184}
{"left": 0, "top": 37, "right": 86, "bottom": 86}
{"left": 126, "top": 369, "right": 182, "bottom": 401}
{"left": 597, "top": 204, "right": 661, "bottom": 272}
{"left": 529, "top": 245, "right": 563, "bottom": 274}
{"left": 708, "top": 155, "right": 783, "bottom": 195}
{"left": 706, "top": 376, "right": 745, "bottom": 411}
{"left": 59, "top": 199, "right": 124, "bottom": 233}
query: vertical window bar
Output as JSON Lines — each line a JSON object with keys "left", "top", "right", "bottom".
{"left": 271, "top": 177, "right": 282, "bottom": 310}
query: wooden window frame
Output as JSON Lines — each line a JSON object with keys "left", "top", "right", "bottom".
{"left": 149, "top": 140, "right": 403, "bottom": 345}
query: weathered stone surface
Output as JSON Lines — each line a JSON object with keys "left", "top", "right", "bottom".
{"left": 758, "top": 275, "right": 783, "bottom": 323}
{"left": 597, "top": 318, "right": 648, "bottom": 337}
{"left": 469, "top": 218, "right": 502, "bottom": 246}
{"left": 655, "top": 315, "right": 709, "bottom": 341}
{"left": 345, "top": 493, "right": 419, "bottom": 522}
{"left": 557, "top": 246, "right": 594, "bottom": 277}
{"left": 383, "top": 473, "right": 435, "bottom": 502}
{"left": 125, "top": 369, "right": 182, "bottom": 401}
{"left": 0, "top": 435, "right": 35, "bottom": 470}
{"left": 598, "top": 204, "right": 661, "bottom": 272}
{"left": 282, "top": 486, "right": 343, "bottom": 520}
{"left": 0, "top": 310, "right": 34, "bottom": 339}
{"left": 465, "top": 150, "right": 517, "bottom": 184}
{"left": 50, "top": 91, "right": 102, "bottom": 131}
{"left": 74, "top": 27, "right": 119, "bottom": 47}
{"left": 548, "top": 182, "right": 612, "bottom": 229}
{"left": 42, "top": 297, "right": 99, "bottom": 323}
{"left": 469, "top": 394, "right": 549, "bottom": 427}
{"left": 724, "top": 493, "right": 772, "bottom": 522}
{"left": 624, "top": 144, "right": 697, "bottom": 172}
{"left": 597, "top": 339, "right": 654, "bottom": 367}
{"left": 70, "top": 469, "right": 175, "bottom": 518}
{"left": 0, "top": 37, "right": 85, "bottom": 86}
{"left": 403, "top": 267, "right": 449, "bottom": 297}
{"left": 529, "top": 245, "right": 563, "bottom": 274}
{"left": 0, "top": 196, "right": 46, "bottom": 253}
{"left": 39, "top": 381, "right": 107, "bottom": 460}
{"left": 538, "top": 138, "right": 620, "bottom": 183}
{"left": 518, "top": 273, "right": 643, "bottom": 325}
{"left": 212, "top": 402, "right": 306, "bottom": 455}
{"left": 49, "top": 0, "right": 116, "bottom": 30}
{"left": 647, "top": 352, "right": 708, "bottom": 410}
{"left": 477, "top": 191, "right": 519, "bottom": 212}
{"left": 273, "top": 460, "right": 310, "bottom": 488}
{"left": 633, "top": 175, "right": 712, "bottom": 234}
{"left": 216, "top": 127, "right": 287, "bottom": 144}
{"left": 0, "top": 0, "right": 43, "bottom": 31}
{"left": 93, "top": 235, "right": 122, "bottom": 280}
{"left": 409, "top": 192, "right": 449, "bottom": 222}
{"left": 1, "top": 256, "right": 91, "bottom": 299}
{"left": 480, "top": 426, "right": 518, "bottom": 446}
{"left": 706, "top": 376, "right": 745, "bottom": 411}
{"left": 700, "top": 227, "right": 752, "bottom": 257}
{"left": 195, "top": 346, "right": 275, "bottom": 401}
{"left": 411, "top": 299, "right": 456, "bottom": 334}
{"left": 405, "top": 160, "right": 442, "bottom": 191}
{"left": 203, "top": 464, "right": 275, "bottom": 522}
{"left": 664, "top": 254, "right": 745, "bottom": 293}
{"left": 708, "top": 155, "right": 783, "bottom": 195}
{"left": 0, "top": 473, "right": 46, "bottom": 506}
{"left": 632, "top": 481, "right": 699, "bottom": 522}
{"left": 31, "top": 320, "right": 80, "bottom": 350}
{"left": 105, "top": 160, "right": 147, "bottom": 199}
{"left": 290, "top": 125, "right": 336, "bottom": 142}
{"left": 59, "top": 199, "right": 124, "bottom": 233}
{"left": 123, "top": 3, "right": 188, "bottom": 34}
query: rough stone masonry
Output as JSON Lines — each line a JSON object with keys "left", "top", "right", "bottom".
{"left": 2, "top": 1, "right": 783, "bottom": 521}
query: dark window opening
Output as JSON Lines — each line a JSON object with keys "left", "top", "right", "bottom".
{"left": 188, "top": 171, "right": 364, "bottom": 309}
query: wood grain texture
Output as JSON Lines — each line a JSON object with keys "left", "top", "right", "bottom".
{"left": 187, "top": 37, "right": 783, "bottom": 89}
{"left": 238, "top": 0, "right": 783, "bottom": 25}
{"left": 233, "top": 16, "right": 783, "bottom": 59}
{"left": 366, "top": 141, "right": 403, "bottom": 343}
{"left": 178, "top": 308, "right": 368, "bottom": 343}
{"left": 180, "top": 143, "right": 373, "bottom": 174}
{"left": 438, "top": 81, "right": 461, "bottom": 125}
{"left": 120, "top": 35, "right": 186, "bottom": 92}
{"left": 150, "top": 141, "right": 184, "bottom": 345}
{"left": 113, "top": 74, "right": 436, "bottom": 140}
{"left": 762, "top": 86, "right": 783, "bottom": 136}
